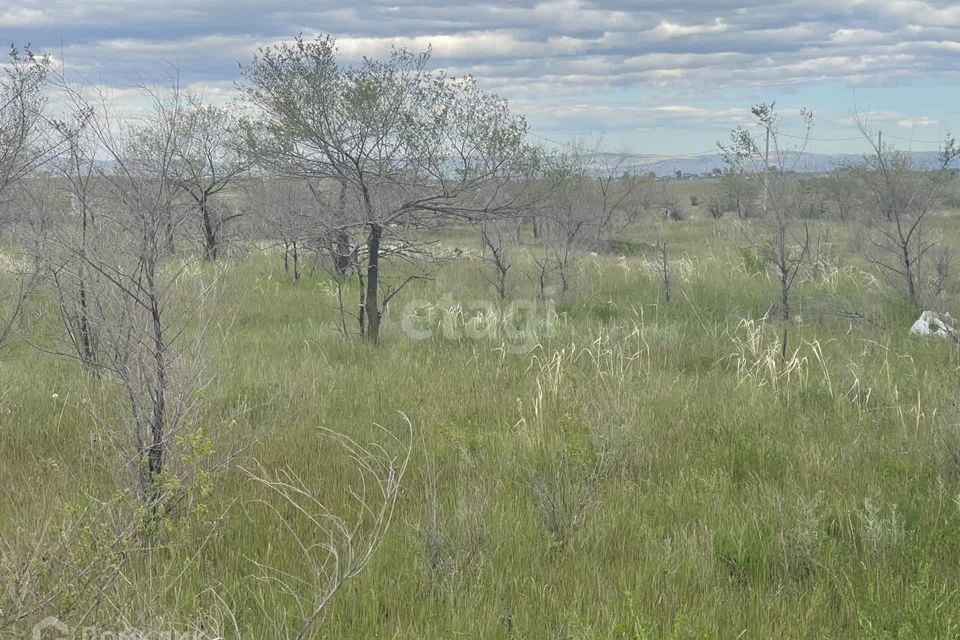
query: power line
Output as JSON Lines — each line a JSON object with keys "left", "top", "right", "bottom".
{"left": 775, "top": 132, "right": 862, "bottom": 142}
{"left": 528, "top": 131, "right": 568, "bottom": 147}
{"left": 883, "top": 132, "right": 947, "bottom": 145}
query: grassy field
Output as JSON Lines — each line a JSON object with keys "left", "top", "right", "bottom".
{"left": 4, "top": 211, "right": 960, "bottom": 639}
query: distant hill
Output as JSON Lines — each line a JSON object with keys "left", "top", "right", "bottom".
{"left": 590, "top": 151, "right": 948, "bottom": 177}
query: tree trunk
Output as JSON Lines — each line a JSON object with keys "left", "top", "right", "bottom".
{"left": 781, "top": 269, "right": 790, "bottom": 322}
{"left": 331, "top": 180, "right": 351, "bottom": 278}
{"left": 357, "top": 271, "right": 366, "bottom": 337}
{"left": 164, "top": 216, "right": 176, "bottom": 254}
{"left": 145, "top": 273, "right": 166, "bottom": 507}
{"left": 659, "top": 242, "right": 671, "bottom": 304}
{"left": 333, "top": 229, "right": 350, "bottom": 279}
{"left": 293, "top": 241, "right": 301, "bottom": 281}
{"left": 903, "top": 243, "right": 917, "bottom": 303}
{"left": 77, "top": 200, "right": 95, "bottom": 367}
{"left": 364, "top": 224, "right": 383, "bottom": 343}
{"left": 200, "top": 193, "right": 218, "bottom": 261}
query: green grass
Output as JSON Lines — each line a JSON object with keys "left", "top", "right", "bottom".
{"left": 4, "top": 215, "right": 960, "bottom": 639}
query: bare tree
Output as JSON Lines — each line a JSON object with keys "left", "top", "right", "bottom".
{"left": 715, "top": 170, "right": 759, "bottom": 219}
{"left": 720, "top": 102, "right": 814, "bottom": 356}
{"left": 0, "top": 46, "right": 55, "bottom": 349}
{"left": 655, "top": 239, "right": 671, "bottom": 303}
{"left": 530, "top": 152, "right": 593, "bottom": 296}
{"left": 47, "top": 107, "right": 103, "bottom": 369}
{"left": 171, "top": 99, "right": 249, "bottom": 260}
{"left": 247, "top": 177, "right": 316, "bottom": 280}
{"left": 51, "top": 79, "right": 222, "bottom": 511}
{"left": 0, "top": 46, "right": 51, "bottom": 195}
{"left": 479, "top": 217, "right": 520, "bottom": 300}
{"left": 855, "top": 118, "right": 958, "bottom": 304}
{"left": 307, "top": 178, "right": 360, "bottom": 281}
{"left": 797, "top": 175, "right": 828, "bottom": 219}
{"left": 575, "top": 139, "right": 649, "bottom": 247}
{"left": 822, "top": 166, "right": 860, "bottom": 221}
{"left": 240, "top": 35, "right": 535, "bottom": 343}
{"left": 656, "top": 181, "right": 685, "bottom": 221}
{"left": 706, "top": 189, "right": 724, "bottom": 220}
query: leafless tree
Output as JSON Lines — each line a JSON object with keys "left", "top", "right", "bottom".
{"left": 246, "top": 177, "right": 316, "bottom": 280}
{"left": 822, "top": 167, "right": 860, "bottom": 221}
{"left": 656, "top": 182, "right": 685, "bottom": 221}
{"left": 528, "top": 152, "right": 593, "bottom": 296}
{"left": 479, "top": 217, "right": 520, "bottom": 300}
{"left": 797, "top": 175, "right": 828, "bottom": 219}
{"left": 0, "top": 188, "right": 48, "bottom": 350}
{"left": 571, "top": 139, "right": 649, "bottom": 247}
{"left": 706, "top": 190, "right": 724, "bottom": 220}
{"left": 0, "top": 46, "right": 55, "bottom": 349}
{"left": 854, "top": 118, "right": 958, "bottom": 304}
{"left": 720, "top": 102, "right": 814, "bottom": 356}
{"left": 47, "top": 108, "right": 103, "bottom": 369}
{"left": 0, "top": 46, "right": 51, "bottom": 195}
{"left": 308, "top": 178, "right": 360, "bottom": 281}
{"left": 171, "top": 99, "right": 250, "bottom": 260}
{"left": 51, "top": 79, "right": 223, "bottom": 511}
{"left": 714, "top": 168, "right": 760, "bottom": 220}
{"left": 655, "top": 239, "right": 671, "bottom": 303}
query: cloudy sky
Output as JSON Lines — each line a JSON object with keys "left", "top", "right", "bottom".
{"left": 4, "top": 0, "right": 958, "bottom": 155}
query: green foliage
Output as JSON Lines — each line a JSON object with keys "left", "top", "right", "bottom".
{"left": 5, "top": 215, "right": 960, "bottom": 637}
{"left": 737, "top": 246, "right": 767, "bottom": 276}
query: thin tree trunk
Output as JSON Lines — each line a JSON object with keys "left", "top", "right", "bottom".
{"left": 164, "top": 217, "right": 176, "bottom": 254}
{"left": 781, "top": 269, "right": 790, "bottom": 322}
{"left": 903, "top": 242, "right": 916, "bottom": 303}
{"left": 659, "top": 242, "right": 671, "bottom": 303}
{"left": 332, "top": 181, "right": 350, "bottom": 278}
{"left": 201, "top": 193, "right": 218, "bottom": 261}
{"left": 293, "top": 241, "right": 301, "bottom": 281}
{"left": 336, "top": 279, "right": 349, "bottom": 337}
{"left": 358, "top": 271, "right": 366, "bottom": 337}
{"left": 77, "top": 200, "right": 95, "bottom": 367}
{"left": 364, "top": 223, "right": 383, "bottom": 343}
{"left": 145, "top": 273, "right": 166, "bottom": 507}
{"left": 334, "top": 229, "right": 350, "bottom": 279}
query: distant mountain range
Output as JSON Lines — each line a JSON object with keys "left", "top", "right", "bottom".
{"left": 598, "top": 151, "right": 948, "bottom": 177}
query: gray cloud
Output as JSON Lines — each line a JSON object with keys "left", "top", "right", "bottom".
{"left": 6, "top": 0, "right": 957, "bottom": 150}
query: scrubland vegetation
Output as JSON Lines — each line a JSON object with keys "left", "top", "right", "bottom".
{"left": 3, "top": 37, "right": 960, "bottom": 640}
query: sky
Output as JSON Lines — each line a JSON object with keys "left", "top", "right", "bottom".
{"left": 3, "top": 0, "right": 958, "bottom": 156}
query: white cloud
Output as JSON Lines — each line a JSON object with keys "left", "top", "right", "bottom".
{"left": 0, "top": 7, "right": 52, "bottom": 27}
{"left": 898, "top": 116, "right": 938, "bottom": 128}
{"left": 654, "top": 18, "right": 728, "bottom": 38}
{"left": 7, "top": 0, "right": 959, "bottom": 151}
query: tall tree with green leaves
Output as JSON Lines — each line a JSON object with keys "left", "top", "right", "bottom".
{"left": 239, "top": 35, "right": 536, "bottom": 342}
